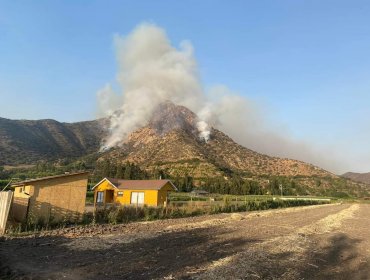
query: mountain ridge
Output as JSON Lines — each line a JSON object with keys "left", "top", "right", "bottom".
{"left": 100, "top": 102, "right": 334, "bottom": 178}
{"left": 0, "top": 104, "right": 347, "bottom": 179}
{"left": 342, "top": 172, "right": 370, "bottom": 185}
{"left": 2, "top": 103, "right": 370, "bottom": 197}
{"left": 0, "top": 116, "right": 106, "bottom": 165}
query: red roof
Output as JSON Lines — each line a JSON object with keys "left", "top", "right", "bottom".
{"left": 105, "top": 178, "right": 177, "bottom": 191}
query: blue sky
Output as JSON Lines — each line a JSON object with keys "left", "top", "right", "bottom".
{"left": 1, "top": 1, "right": 370, "bottom": 172}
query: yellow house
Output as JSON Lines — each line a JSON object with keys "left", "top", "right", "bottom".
{"left": 92, "top": 178, "right": 177, "bottom": 207}
{"left": 11, "top": 172, "right": 89, "bottom": 223}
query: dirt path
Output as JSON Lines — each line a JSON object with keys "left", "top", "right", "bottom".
{"left": 1, "top": 204, "right": 369, "bottom": 279}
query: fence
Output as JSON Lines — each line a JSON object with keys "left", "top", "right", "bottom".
{"left": 0, "top": 191, "right": 13, "bottom": 235}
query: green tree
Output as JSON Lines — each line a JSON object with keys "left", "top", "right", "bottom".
{"left": 124, "top": 163, "right": 132, "bottom": 179}
{"left": 115, "top": 164, "right": 125, "bottom": 179}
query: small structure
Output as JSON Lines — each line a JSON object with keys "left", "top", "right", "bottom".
{"left": 190, "top": 189, "right": 209, "bottom": 196}
{"left": 10, "top": 172, "right": 88, "bottom": 224}
{"left": 92, "top": 178, "right": 177, "bottom": 207}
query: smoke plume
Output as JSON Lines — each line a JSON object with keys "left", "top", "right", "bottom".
{"left": 97, "top": 23, "right": 344, "bottom": 173}
{"left": 98, "top": 23, "right": 210, "bottom": 149}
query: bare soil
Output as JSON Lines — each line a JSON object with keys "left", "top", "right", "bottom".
{"left": 1, "top": 204, "right": 369, "bottom": 279}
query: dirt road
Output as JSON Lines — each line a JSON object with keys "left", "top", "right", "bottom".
{"left": 1, "top": 203, "right": 369, "bottom": 279}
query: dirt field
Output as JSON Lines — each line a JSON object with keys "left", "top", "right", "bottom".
{"left": 1, "top": 203, "right": 369, "bottom": 279}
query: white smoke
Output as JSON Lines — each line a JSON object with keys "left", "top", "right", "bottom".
{"left": 196, "top": 120, "right": 211, "bottom": 141}
{"left": 196, "top": 104, "right": 214, "bottom": 141}
{"left": 96, "top": 83, "right": 122, "bottom": 118}
{"left": 97, "top": 23, "right": 345, "bottom": 173}
{"left": 98, "top": 23, "right": 210, "bottom": 149}
{"left": 204, "top": 86, "right": 345, "bottom": 172}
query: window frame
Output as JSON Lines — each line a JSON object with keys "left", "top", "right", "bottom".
{"left": 96, "top": 191, "right": 104, "bottom": 203}
{"left": 130, "top": 191, "right": 145, "bottom": 205}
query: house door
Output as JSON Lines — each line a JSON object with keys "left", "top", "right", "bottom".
{"left": 131, "top": 192, "right": 145, "bottom": 205}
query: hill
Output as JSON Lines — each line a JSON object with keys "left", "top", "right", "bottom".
{"left": 1, "top": 103, "right": 369, "bottom": 197}
{"left": 342, "top": 172, "right": 370, "bottom": 185}
{"left": 97, "top": 102, "right": 369, "bottom": 197}
{"left": 0, "top": 117, "right": 106, "bottom": 165}
{"left": 102, "top": 102, "right": 332, "bottom": 178}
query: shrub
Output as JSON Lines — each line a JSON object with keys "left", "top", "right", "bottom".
{"left": 9, "top": 198, "right": 329, "bottom": 234}
{"left": 82, "top": 212, "right": 93, "bottom": 224}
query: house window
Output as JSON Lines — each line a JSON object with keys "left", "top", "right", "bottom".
{"left": 96, "top": 191, "right": 104, "bottom": 203}
{"left": 131, "top": 192, "right": 145, "bottom": 205}
{"left": 117, "top": 191, "right": 123, "bottom": 197}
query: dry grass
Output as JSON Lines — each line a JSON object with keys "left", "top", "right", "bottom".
{"left": 3, "top": 164, "right": 35, "bottom": 170}
{"left": 245, "top": 202, "right": 337, "bottom": 219}
{"left": 195, "top": 204, "right": 360, "bottom": 280}
{"left": 164, "top": 203, "right": 335, "bottom": 233}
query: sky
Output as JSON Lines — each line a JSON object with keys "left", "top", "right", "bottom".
{"left": 1, "top": 1, "right": 370, "bottom": 173}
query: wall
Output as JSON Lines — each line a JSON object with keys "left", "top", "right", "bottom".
{"left": 121, "top": 190, "right": 158, "bottom": 206}
{"left": 13, "top": 185, "right": 32, "bottom": 199}
{"left": 27, "top": 173, "right": 88, "bottom": 223}
{"left": 157, "top": 182, "right": 176, "bottom": 206}
{"left": 10, "top": 197, "right": 29, "bottom": 223}
{"left": 94, "top": 180, "right": 177, "bottom": 207}
{"left": 94, "top": 180, "right": 159, "bottom": 206}
{"left": 94, "top": 180, "right": 117, "bottom": 204}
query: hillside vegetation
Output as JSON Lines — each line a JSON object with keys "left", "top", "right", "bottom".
{"left": 1, "top": 102, "right": 369, "bottom": 198}
{"left": 102, "top": 102, "right": 333, "bottom": 178}
{"left": 342, "top": 172, "right": 370, "bottom": 185}
{"left": 0, "top": 117, "right": 106, "bottom": 165}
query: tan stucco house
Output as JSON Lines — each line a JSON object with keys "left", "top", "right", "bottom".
{"left": 11, "top": 172, "right": 89, "bottom": 224}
